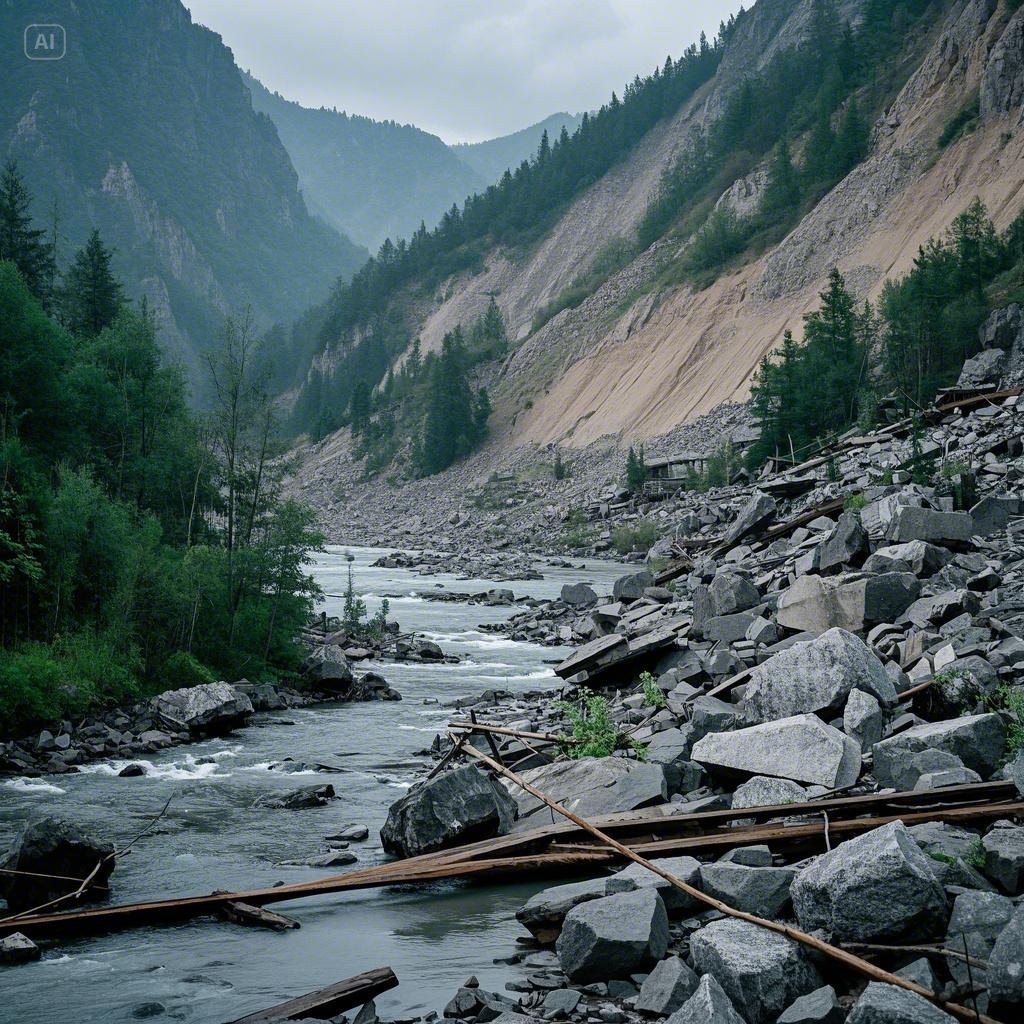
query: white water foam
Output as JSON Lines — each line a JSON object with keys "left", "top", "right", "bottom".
{"left": 3, "top": 777, "right": 67, "bottom": 795}
{"left": 77, "top": 751, "right": 233, "bottom": 781}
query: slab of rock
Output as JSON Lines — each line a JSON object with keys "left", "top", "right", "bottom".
{"left": 844, "top": 689, "right": 883, "bottom": 751}
{"left": 726, "top": 491, "right": 777, "bottom": 545}
{"left": 944, "top": 889, "right": 1013, "bottom": 990}
{"left": 607, "top": 855, "right": 701, "bottom": 913}
{"left": 517, "top": 877, "right": 615, "bottom": 944}
{"left": 151, "top": 681, "right": 253, "bottom": 734}
{"left": 872, "top": 714, "right": 1006, "bottom": 789}
{"left": 0, "top": 932, "right": 40, "bottom": 965}
{"left": 957, "top": 347, "right": 1006, "bottom": 387}
{"left": 691, "top": 714, "right": 860, "bottom": 789}
{"left": 791, "top": 821, "right": 948, "bottom": 942}
{"left": 381, "top": 764, "right": 516, "bottom": 857}
{"left": 613, "top": 572, "right": 654, "bottom": 602}
{"left": 846, "top": 982, "right": 956, "bottom": 1023}
{"left": 981, "top": 820, "right": 1024, "bottom": 894}
{"left": 698, "top": 862, "right": 796, "bottom": 917}
{"left": 635, "top": 955, "right": 699, "bottom": 1015}
{"left": 509, "top": 759, "right": 666, "bottom": 829}
{"left": 818, "top": 513, "right": 869, "bottom": 574}
{"left": 732, "top": 776, "right": 814, "bottom": 809}
{"left": 777, "top": 985, "right": 843, "bottom": 1024}
{"left": 251, "top": 784, "right": 336, "bottom": 810}
{"left": 744, "top": 628, "right": 894, "bottom": 723}
{"left": 561, "top": 583, "right": 598, "bottom": 606}
{"left": 708, "top": 573, "right": 760, "bottom": 615}
{"left": 0, "top": 817, "right": 115, "bottom": 912}
{"left": 301, "top": 645, "right": 354, "bottom": 691}
{"left": 885, "top": 507, "right": 974, "bottom": 545}
{"left": 690, "top": 918, "right": 822, "bottom": 1024}
{"left": 776, "top": 574, "right": 918, "bottom": 634}
{"left": 555, "top": 888, "right": 668, "bottom": 983}
{"left": 988, "top": 903, "right": 1024, "bottom": 1012}
{"left": 872, "top": 541, "right": 952, "bottom": 577}
{"left": 665, "top": 974, "right": 745, "bottom": 1024}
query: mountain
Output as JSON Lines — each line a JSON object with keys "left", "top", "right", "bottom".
{"left": 287, "top": 0, "right": 1024, "bottom": 471}
{"left": 243, "top": 72, "right": 488, "bottom": 251}
{"left": 451, "top": 112, "right": 585, "bottom": 183}
{"left": 0, "top": 0, "right": 366, "bottom": 386}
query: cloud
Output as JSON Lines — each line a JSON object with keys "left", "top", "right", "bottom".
{"left": 186, "top": 0, "right": 742, "bottom": 142}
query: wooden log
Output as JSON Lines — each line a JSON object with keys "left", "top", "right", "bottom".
{"left": 458, "top": 741, "right": 1005, "bottom": 1024}
{"left": 448, "top": 721, "right": 563, "bottom": 743}
{"left": 221, "top": 901, "right": 300, "bottom": 931}
{"left": 226, "top": 965, "right": 398, "bottom": 1023}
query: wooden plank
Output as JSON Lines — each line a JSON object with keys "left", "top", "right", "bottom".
{"left": 226, "top": 966, "right": 398, "bottom": 1023}
{"left": 221, "top": 901, "right": 300, "bottom": 931}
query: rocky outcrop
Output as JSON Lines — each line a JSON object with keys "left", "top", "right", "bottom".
{"left": 982, "top": 6, "right": 1024, "bottom": 117}
{"left": 150, "top": 681, "right": 253, "bottom": 734}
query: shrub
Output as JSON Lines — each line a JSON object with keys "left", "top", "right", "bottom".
{"left": 844, "top": 493, "right": 867, "bottom": 513}
{"left": 554, "top": 695, "right": 647, "bottom": 760}
{"left": 640, "top": 671, "right": 666, "bottom": 708}
{"left": 155, "top": 651, "right": 216, "bottom": 691}
{"left": 612, "top": 520, "right": 659, "bottom": 554}
{"left": 562, "top": 509, "right": 595, "bottom": 549}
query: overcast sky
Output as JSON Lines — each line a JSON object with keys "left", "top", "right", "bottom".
{"left": 186, "top": 1, "right": 743, "bottom": 143}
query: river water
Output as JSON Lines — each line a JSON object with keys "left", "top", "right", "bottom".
{"left": 0, "top": 546, "right": 628, "bottom": 1024}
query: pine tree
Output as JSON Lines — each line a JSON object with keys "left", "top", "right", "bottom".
{"left": 473, "top": 387, "right": 492, "bottom": 441}
{"left": 833, "top": 98, "right": 869, "bottom": 177}
{"left": 0, "top": 160, "right": 55, "bottom": 305}
{"left": 760, "top": 139, "right": 801, "bottom": 220}
{"left": 625, "top": 445, "right": 648, "bottom": 492}
{"left": 349, "top": 379, "right": 371, "bottom": 435}
{"left": 61, "top": 230, "right": 125, "bottom": 336}
{"left": 802, "top": 104, "right": 838, "bottom": 188}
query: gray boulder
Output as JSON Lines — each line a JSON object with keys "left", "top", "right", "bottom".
{"left": 846, "top": 982, "right": 956, "bottom": 1023}
{"left": 872, "top": 541, "right": 952, "bottom": 577}
{"left": 872, "top": 714, "right": 1006, "bottom": 789}
{"left": 776, "top": 573, "right": 918, "bottom": 634}
{"left": 517, "top": 876, "right": 614, "bottom": 944}
{"left": 380, "top": 765, "right": 516, "bottom": 857}
{"left": 944, "top": 889, "right": 1013, "bottom": 990}
{"left": 726, "top": 491, "right": 777, "bottom": 545}
{"left": 970, "top": 494, "right": 1021, "bottom": 537}
{"left": 978, "top": 303, "right": 1022, "bottom": 349}
{"left": 988, "top": 903, "right": 1024, "bottom": 1012}
{"left": 606, "top": 855, "right": 701, "bottom": 914}
{"left": 635, "top": 956, "right": 699, "bottom": 1015}
{"left": 665, "top": 974, "right": 745, "bottom": 1024}
{"left": 691, "top": 714, "right": 861, "bottom": 789}
{"left": 151, "top": 681, "right": 252, "bottom": 733}
{"left": 981, "top": 820, "right": 1024, "bottom": 894}
{"left": 613, "top": 572, "right": 654, "bottom": 602}
{"left": 0, "top": 932, "right": 40, "bottom": 965}
{"left": 251, "top": 784, "right": 336, "bottom": 810}
{"left": 555, "top": 888, "right": 668, "bottom": 982}
{"left": 0, "top": 817, "right": 115, "bottom": 912}
{"left": 819, "top": 513, "right": 869, "bottom": 574}
{"left": 957, "top": 347, "right": 1006, "bottom": 387}
{"left": 301, "top": 645, "right": 354, "bottom": 691}
{"left": 708, "top": 573, "right": 760, "bottom": 615}
{"left": 777, "top": 985, "right": 843, "bottom": 1024}
{"left": 844, "top": 689, "right": 883, "bottom": 751}
{"left": 743, "top": 628, "right": 895, "bottom": 724}
{"left": 698, "top": 862, "right": 796, "bottom": 917}
{"left": 885, "top": 507, "right": 973, "bottom": 545}
{"left": 791, "top": 821, "right": 948, "bottom": 941}
{"left": 732, "top": 776, "right": 814, "bottom": 809}
{"left": 561, "top": 583, "right": 598, "bottom": 606}
{"left": 690, "top": 918, "right": 823, "bottom": 1024}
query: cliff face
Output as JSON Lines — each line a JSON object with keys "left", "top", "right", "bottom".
{"left": 1, "top": 0, "right": 365, "bottom": 385}
{"left": 321, "top": 0, "right": 1024, "bottom": 454}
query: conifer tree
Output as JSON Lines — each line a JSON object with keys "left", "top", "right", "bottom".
{"left": 61, "top": 230, "right": 125, "bottom": 336}
{"left": 833, "top": 98, "right": 869, "bottom": 177}
{"left": 0, "top": 160, "right": 55, "bottom": 305}
{"left": 760, "top": 139, "right": 801, "bottom": 220}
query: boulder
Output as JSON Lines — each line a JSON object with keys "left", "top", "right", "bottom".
{"left": 0, "top": 932, "right": 40, "bottom": 965}
{"left": 635, "top": 956, "right": 699, "bottom": 1015}
{"left": 977, "top": 303, "right": 1022, "bottom": 349}
{"left": 698, "top": 862, "right": 796, "bottom": 917}
{"left": 517, "top": 877, "right": 614, "bottom": 944}
{"left": 872, "top": 714, "right": 1006, "bottom": 789}
{"left": 885, "top": 507, "right": 974, "bottom": 546}
{"left": 776, "top": 573, "right": 919, "bottom": 634}
{"left": 0, "top": 817, "right": 115, "bottom": 912}
{"left": 690, "top": 918, "right": 822, "bottom": 1024}
{"left": 732, "top": 776, "right": 813, "bottom": 809}
{"left": 509, "top": 759, "right": 667, "bottom": 829}
{"left": 846, "top": 982, "right": 956, "bottom": 1023}
{"left": 743, "top": 628, "right": 895, "bottom": 724}
{"left": 665, "top": 974, "right": 745, "bottom": 1024}
{"left": 943, "top": 889, "right": 1013, "bottom": 990}
{"left": 691, "top": 714, "right": 861, "bottom": 789}
{"left": 151, "top": 681, "right": 252, "bottom": 734}
{"left": 613, "top": 572, "right": 654, "bottom": 602}
{"left": 791, "top": 821, "right": 948, "bottom": 941}
{"left": 726, "top": 491, "right": 777, "bottom": 545}
{"left": 606, "top": 855, "right": 701, "bottom": 914}
{"left": 818, "top": 513, "right": 869, "bottom": 574}
{"left": 381, "top": 764, "right": 517, "bottom": 857}
{"left": 555, "top": 888, "right": 668, "bottom": 983}
{"left": 561, "top": 583, "right": 598, "bottom": 606}
{"left": 708, "top": 573, "right": 760, "bottom": 615}
{"left": 871, "top": 541, "right": 952, "bottom": 577}
{"left": 844, "top": 689, "right": 883, "bottom": 751}
{"left": 777, "top": 985, "right": 843, "bottom": 1024}
{"left": 981, "top": 820, "right": 1024, "bottom": 894}
{"left": 251, "top": 784, "right": 336, "bottom": 810}
{"left": 301, "top": 645, "right": 354, "bottom": 691}
{"left": 957, "top": 347, "right": 1006, "bottom": 387}
{"left": 988, "top": 903, "right": 1024, "bottom": 1012}
{"left": 970, "top": 494, "right": 1021, "bottom": 537}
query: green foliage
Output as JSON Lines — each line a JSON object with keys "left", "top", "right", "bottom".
{"left": 562, "top": 509, "right": 595, "bottom": 549}
{"left": 0, "top": 161, "right": 55, "bottom": 307}
{"left": 554, "top": 694, "right": 646, "bottom": 760}
{"left": 60, "top": 230, "right": 124, "bottom": 337}
{"left": 155, "top": 651, "right": 216, "bottom": 691}
{"left": 640, "top": 671, "right": 666, "bottom": 709}
{"left": 843, "top": 493, "right": 867, "bottom": 512}
{"left": 938, "top": 94, "right": 980, "bottom": 149}
{"left": 998, "top": 684, "right": 1024, "bottom": 759}
{"left": 612, "top": 520, "right": 659, "bottom": 555}
{"left": 964, "top": 837, "right": 987, "bottom": 870}
{"left": 341, "top": 560, "right": 368, "bottom": 635}
{"left": 553, "top": 452, "right": 569, "bottom": 480}
{"left": 625, "top": 445, "right": 648, "bottom": 493}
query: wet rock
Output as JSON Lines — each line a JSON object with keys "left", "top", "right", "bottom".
{"left": 664, "top": 973, "right": 745, "bottom": 1024}
{"left": 846, "top": 982, "right": 956, "bottom": 1023}
{"left": 555, "top": 888, "right": 669, "bottom": 983}
{"left": 517, "top": 877, "right": 614, "bottom": 944}
{"left": 151, "top": 681, "right": 253, "bottom": 734}
{"left": 691, "top": 714, "right": 860, "bottom": 789}
{"left": 690, "top": 918, "right": 823, "bottom": 1024}
{"left": 743, "top": 628, "right": 895, "bottom": 723}
{"left": 872, "top": 714, "right": 1006, "bottom": 789}
{"left": 118, "top": 763, "right": 147, "bottom": 777}
{"left": 0, "top": 932, "right": 40, "bottom": 965}
{"left": 0, "top": 816, "right": 115, "bottom": 912}
{"left": 776, "top": 985, "right": 843, "bottom": 1024}
{"left": 301, "top": 646, "right": 354, "bottom": 691}
{"left": 380, "top": 764, "right": 517, "bottom": 857}
{"left": 251, "top": 785, "right": 337, "bottom": 810}
{"left": 543, "top": 988, "right": 582, "bottom": 1015}
{"left": 791, "top": 821, "right": 948, "bottom": 941}
{"left": 635, "top": 955, "right": 698, "bottom": 1015}
{"left": 698, "top": 862, "right": 796, "bottom": 917}
{"left": 326, "top": 824, "right": 369, "bottom": 842}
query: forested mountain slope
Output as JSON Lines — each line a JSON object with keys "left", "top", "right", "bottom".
{"left": 0, "top": 0, "right": 365, "bottom": 387}
{"left": 451, "top": 112, "right": 585, "bottom": 183}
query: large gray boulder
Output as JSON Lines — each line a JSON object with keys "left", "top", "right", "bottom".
{"left": 958, "top": 347, "right": 1007, "bottom": 387}
{"left": 698, "top": 862, "right": 796, "bottom": 917}
{"left": 516, "top": 876, "right": 614, "bottom": 944}
{"left": 791, "top": 821, "right": 948, "bottom": 941}
{"left": 555, "top": 888, "right": 668, "bottom": 982}
{"left": 635, "top": 956, "right": 699, "bottom": 1015}
{"left": 743, "top": 628, "right": 895, "bottom": 723}
{"left": 301, "top": 644, "right": 354, "bottom": 691}
{"left": 726, "top": 491, "right": 777, "bottom": 545}
{"left": 818, "top": 513, "right": 869, "bottom": 574}
{"left": 776, "top": 573, "right": 919, "bottom": 634}
{"left": 151, "top": 681, "right": 252, "bottom": 733}
{"left": 691, "top": 714, "right": 861, "bottom": 789}
{"left": 777, "top": 985, "right": 843, "bottom": 1024}
{"left": 732, "top": 776, "right": 815, "bottom": 809}
{"left": 0, "top": 817, "right": 115, "bottom": 912}
{"left": 988, "top": 903, "right": 1024, "bottom": 1012}
{"left": 508, "top": 758, "right": 667, "bottom": 829}
{"left": 872, "top": 714, "right": 1006, "bottom": 789}
{"left": 981, "top": 820, "right": 1024, "bottom": 894}
{"left": 690, "top": 918, "right": 823, "bottom": 1024}
{"left": 871, "top": 541, "right": 952, "bottom": 577}
{"left": 943, "top": 889, "right": 1013, "bottom": 990}
{"left": 844, "top": 689, "right": 883, "bottom": 752}
{"left": 606, "top": 855, "right": 701, "bottom": 913}
{"left": 0, "top": 932, "right": 40, "bottom": 965}
{"left": 665, "top": 974, "right": 745, "bottom": 1024}
{"left": 380, "top": 764, "right": 517, "bottom": 857}
{"left": 613, "top": 571, "right": 654, "bottom": 602}
{"left": 885, "top": 507, "right": 973, "bottom": 545}
{"left": 846, "top": 982, "right": 956, "bottom": 1023}
{"left": 561, "top": 583, "right": 598, "bottom": 606}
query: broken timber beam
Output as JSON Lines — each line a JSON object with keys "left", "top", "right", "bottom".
{"left": 225, "top": 965, "right": 398, "bottom": 1023}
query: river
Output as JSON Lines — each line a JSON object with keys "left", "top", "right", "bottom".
{"left": 0, "top": 546, "right": 629, "bottom": 1024}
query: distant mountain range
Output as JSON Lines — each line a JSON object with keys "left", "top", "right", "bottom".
{"left": 243, "top": 73, "right": 584, "bottom": 251}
